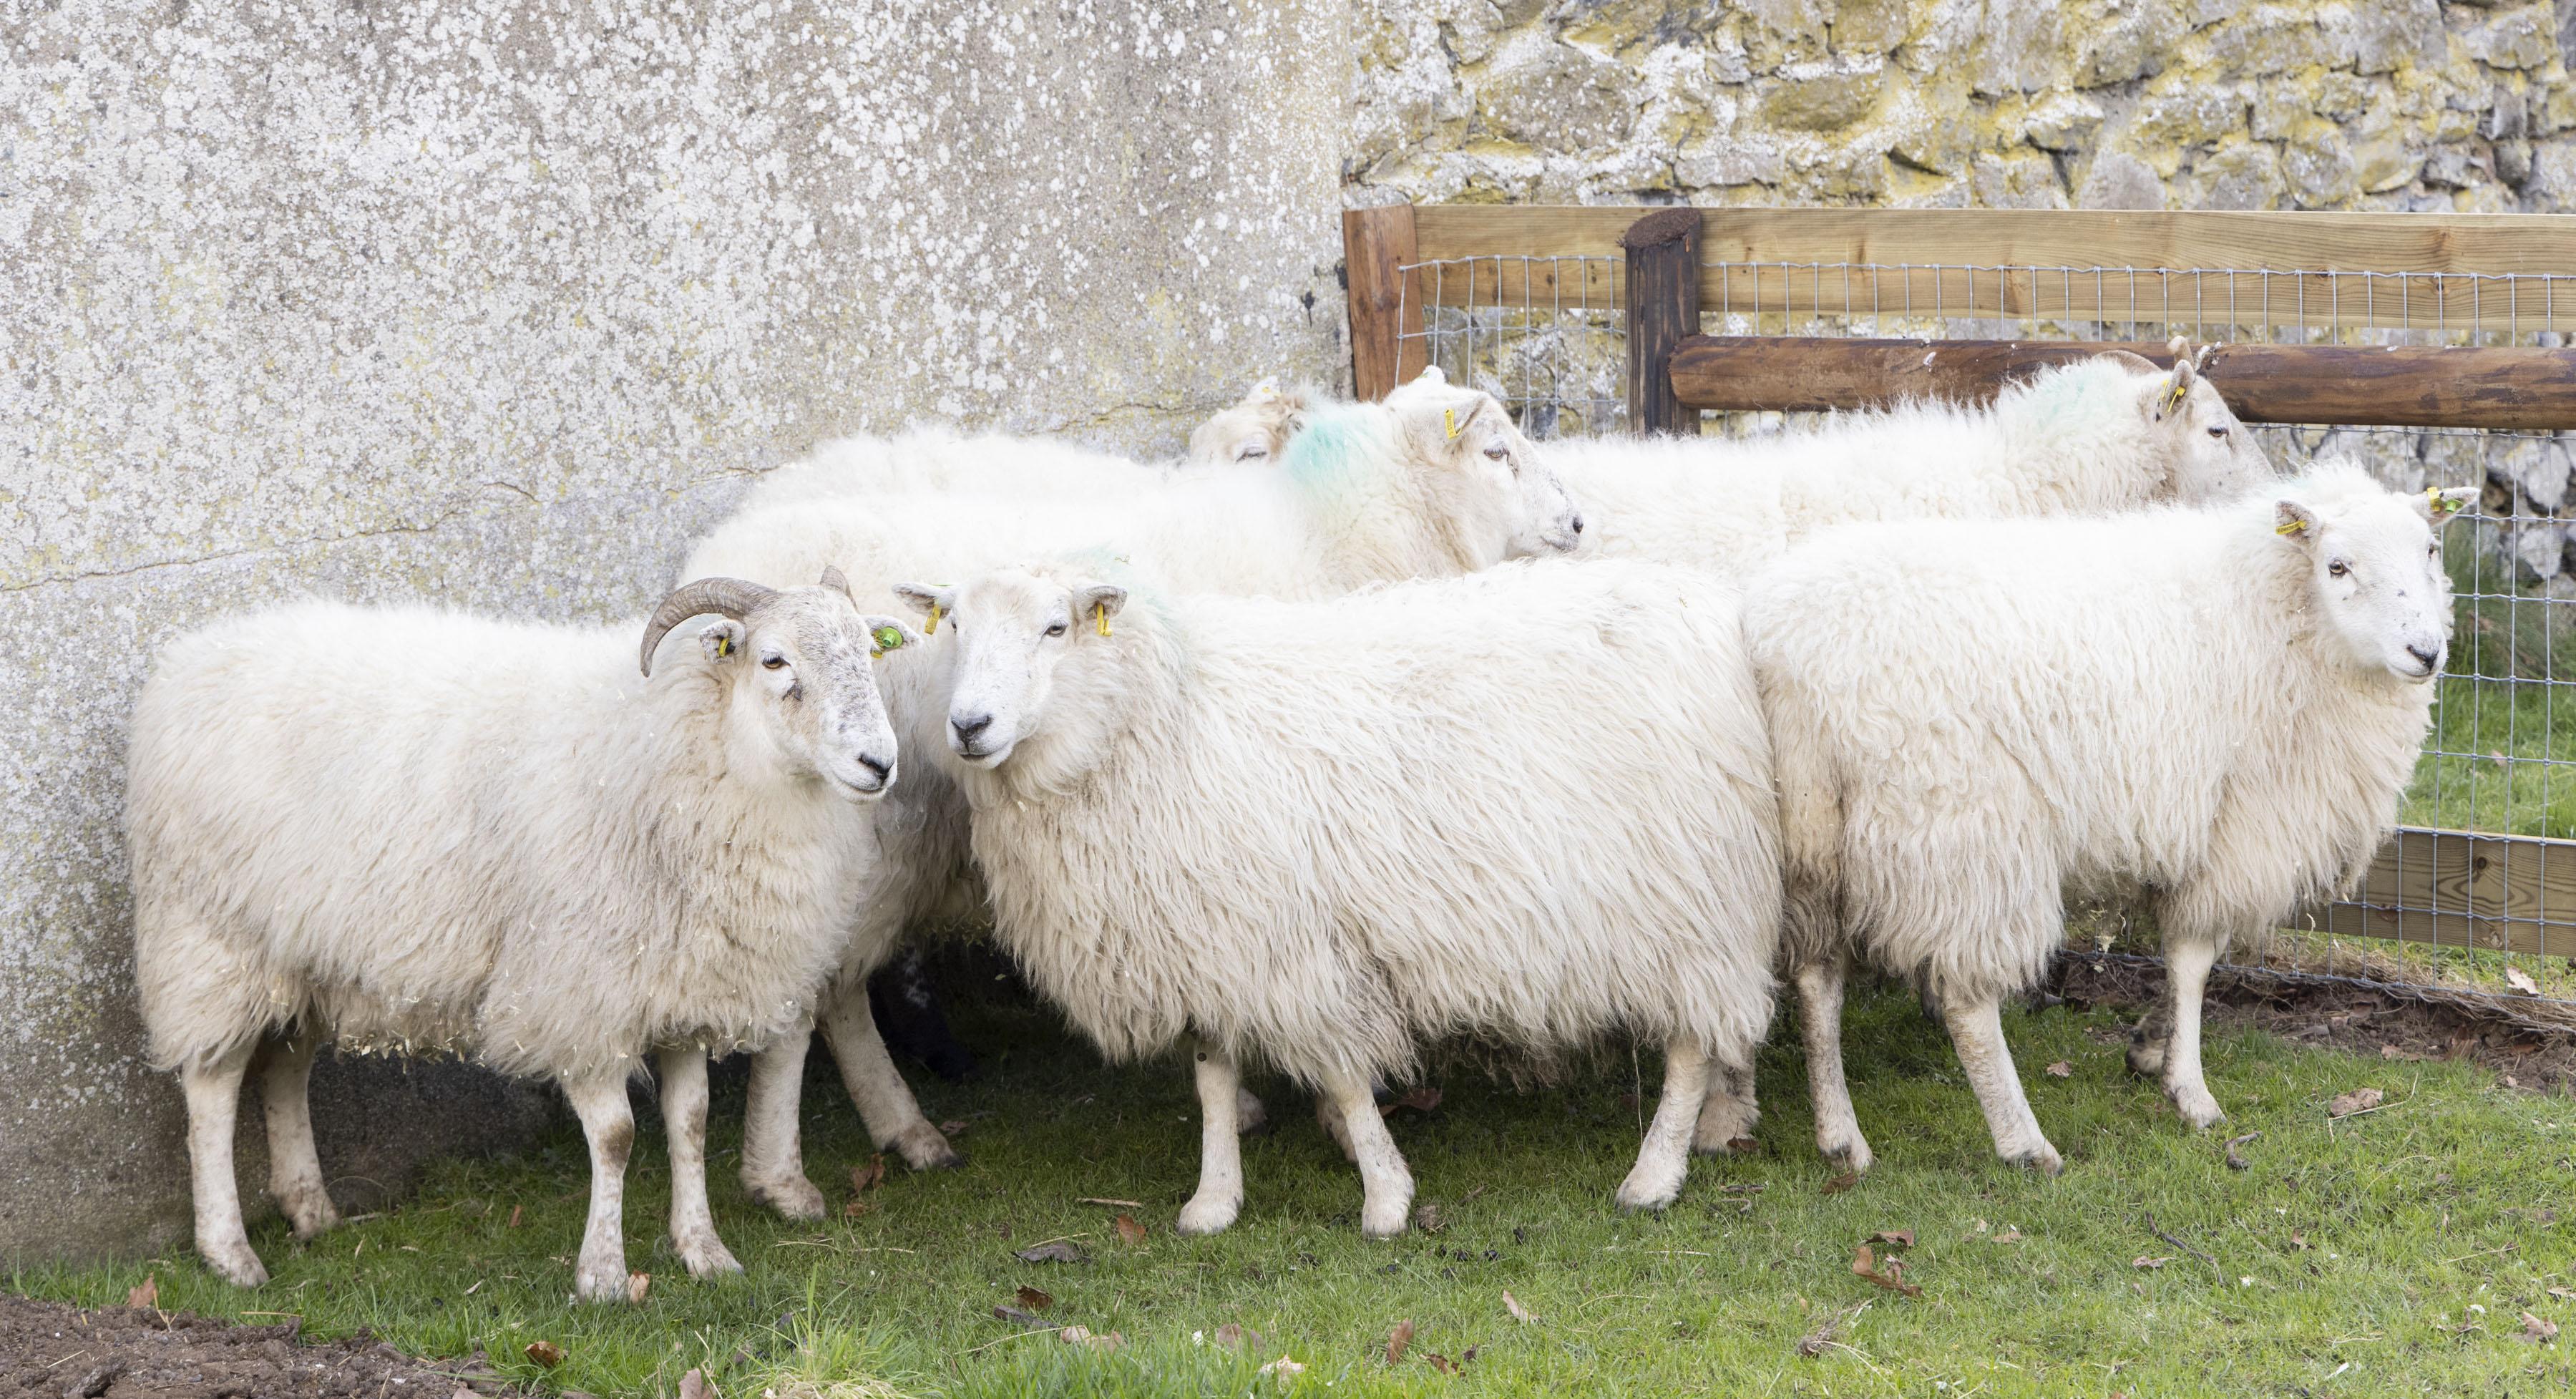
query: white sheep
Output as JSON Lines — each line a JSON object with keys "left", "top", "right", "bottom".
{"left": 894, "top": 557, "right": 1780, "bottom": 1235}
{"left": 1745, "top": 464, "right": 2470, "bottom": 1173}
{"left": 1186, "top": 376, "right": 1312, "bottom": 465}
{"left": 680, "top": 373, "right": 1584, "bottom": 1218}
{"left": 128, "top": 574, "right": 916, "bottom": 1300}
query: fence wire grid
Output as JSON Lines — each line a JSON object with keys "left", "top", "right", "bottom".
{"left": 1399, "top": 251, "right": 2576, "bottom": 990}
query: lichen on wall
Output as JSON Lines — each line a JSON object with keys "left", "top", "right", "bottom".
{"left": 1, "top": 0, "right": 1349, "bottom": 1263}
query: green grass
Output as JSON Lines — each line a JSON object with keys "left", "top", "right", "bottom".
{"left": 18, "top": 983, "right": 2576, "bottom": 1397}
{"left": 2403, "top": 531, "right": 2576, "bottom": 839}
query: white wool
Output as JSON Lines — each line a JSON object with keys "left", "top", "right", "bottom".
{"left": 1506, "top": 355, "right": 2268, "bottom": 577}
{"left": 1747, "top": 462, "right": 2467, "bottom": 1166}
{"left": 128, "top": 594, "right": 897, "bottom": 1082}
{"left": 928, "top": 557, "right": 1780, "bottom": 1222}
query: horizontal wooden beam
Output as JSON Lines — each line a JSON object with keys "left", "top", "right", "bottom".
{"left": 1666, "top": 336, "right": 2576, "bottom": 429}
{"left": 2311, "top": 828, "right": 2576, "bottom": 960}
{"left": 1407, "top": 206, "right": 2576, "bottom": 329}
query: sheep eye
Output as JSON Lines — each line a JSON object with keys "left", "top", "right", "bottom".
{"left": 2207, "top": 425, "right": 2228, "bottom": 439}
{"left": 761, "top": 654, "right": 789, "bottom": 669}
{"left": 2328, "top": 560, "right": 2350, "bottom": 577}
{"left": 1236, "top": 446, "right": 1267, "bottom": 462}
{"left": 1045, "top": 621, "right": 1068, "bottom": 637}
{"left": 1483, "top": 444, "right": 1509, "bottom": 461}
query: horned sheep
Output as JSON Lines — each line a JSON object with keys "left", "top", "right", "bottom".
{"left": 898, "top": 557, "right": 1781, "bottom": 1234}
{"left": 1745, "top": 464, "right": 2470, "bottom": 1174}
{"left": 128, "top": 574, "right": 916, "bottom": 1302}
{"left": 678, "top": 374, "right": 1583, "bottom": 1219}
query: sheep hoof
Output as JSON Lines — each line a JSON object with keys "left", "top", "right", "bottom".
{"left": 1359, "top": 1201, "right": 1413, "bottom": 1239}
{"left": 2125, "top": 1034, "right": 2167, "bottom": 1078}
{"left": 1612, "top": 1171, "right": 1684, "bottom": 1214}
{"left": 1176, "top": 1194, "right": 1241, "bottom": 1237}
{"left": 2004, "top": 1144, "right": 2065, "bottom": 1177}
{"left": 890, "top": 1124, "right": 965, "bottom": 1171}
{"left": 744, "top": 1172, "right": 828, "bottom": 1222}
{"left": 572, "top": 1258, "right": 633, "bottom": 1305}
{"left": 1818, "top": 1134, "right": 1875, "bottom": 1176}
{"left": 200, "top": 1238, "right": 269, "bottom": 1289}
{"left": 283, "top": 1193, "right": 341, "bottom": 1241}
{"left": 678, "top": 1234, "right": 743, "bottom": 1279}
{"left": 1691, "top": 1098, "right": 1759, "bottom": 1157}
{"left": 2167, "top": 1085, "right": 2226, "bottom": 1131}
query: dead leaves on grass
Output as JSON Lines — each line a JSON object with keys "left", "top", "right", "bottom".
{"left": 845, "top": 1155, "right": 888, "bottom": 1217}
{"left": 125, "top": 1277, "right": 157, "bottom": 1310}
{"left": 522, "top": 1341, "right": 565, "bottom": 1370}
{"left": 1057, "top": 1325, "right": 1121, "bottom": 1351}
{"left": 1015, "top": 1285, "right": 1054, "bottom": 1313}
{"left": 678, "top": 1368, "right": 711, "bottom": 1399}
{"left": 626, "top": 1272, "right": 650, "bottom": 1305}
{"left": 1013, "top": 1240, "right": 1088, "bottom": 1264}
{"left": 1850, "top": 1244, "right": 1921, "bottom": 1299}
{"left": 1820, "top": 1171, "right": 1860, "bottom": 1195}
{"left": 2224, "top": 1131, "right": 2260, "bottom": 1171}
{"left": 2328, "top": 1087, "right": 2386, "bottom": 1118}
{"left": 1385, "top": 1319, "right": 1413, "bottom": 1365}
{"left": 1114, "top": 1214, "right": 1149, "bottom": 1247}
{"left": 1502, "top": 1291, "right": 1540, "bottom": 1324}
{"left": 2044, "top": 1060, "right": 2073, "bottom": 1078}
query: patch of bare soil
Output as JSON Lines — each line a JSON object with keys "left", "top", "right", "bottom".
{"left": 0, "top": 1296, "right": 513, "bottom": 1399}
{"left": 2059, "top": 951, "right": 2576, "bottom": 1094}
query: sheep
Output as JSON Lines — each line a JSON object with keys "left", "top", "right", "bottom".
{"left": 1744, "top": 464, "right": 2471, "bottom": 1174}
{"left": 679, "top": 372, "right": 1584, "bottom": 1219}
{"left": 892, "top": 556, "right": 1780, "bottom": 1235}
{"left": 1186, "top": 376, "right": 1312, "bottom": 465}
{"left": 128, "top": 573, "right": 917, "bottom": 1301}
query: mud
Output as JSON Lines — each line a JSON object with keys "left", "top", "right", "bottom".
{"left": 0, "top": 1296, "right": 513, "bottom": 1398}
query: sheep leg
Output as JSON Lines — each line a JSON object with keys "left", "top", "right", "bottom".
{"left": 560, "top": 1070, "right": 638, "bottom": 1304}
{"left": 1937, "top": 993, "right": 2063, "bottom": 1175}
{"left": 1321, "top": 1068, "right": 1413, "bottom": 1238}
{"left": 1615, "top": 1040, "right": 1710, "bottom": 1212}
{"left": 1797, "top": 960, "right": 1874, "bottom": 1174}
{"left": 739, "top": 1020, "right": 826, "bottom": 1222}
{"left": 658, "top": 1047, "right": 742, "bottom": 1278}
{"left": 1177, "top": 1040, "right": 1245, "bottom": 1236}
{"left": 2157, "top": 939, "right": 2226, "bottom": 1129}
{"left": 1234, "top": 1086, "right": 1270, "bottom": 1136}
{"left": 1691, "top": 1054, "right": 1760, "bottom": 1156}
{"left": 818, "top": 992, "right": 962, "bottom": 1171}
{"left": 258, "top": 1029, "right": 339, "bottom": 1240}
{"left": 1314, "top": 1091, "right": 1358, "bottom": 1162}
{"left": 182, "top": 1043, "right": 268, "bottom": 1287}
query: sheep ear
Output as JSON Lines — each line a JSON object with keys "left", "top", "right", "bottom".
{"left": 1074, "top": 584, "right": 1127, "bottom": 637}
{"left": 2274, "top": 500, "right": 2320, "bottom": 542}
{"left": 1395, "top": 390, "right": 1491, "bottom": 462}
{"left": 2155, "top": 358, "right": 2196, "bottom": 421}
{"left": 2422, "top": 486, "right": 2477, "bottom": 528}
{"left": 891, "top": 582, "right": 954, "bottom": 634}
{"left": 699, "top": 619, "right": 748, "bottom": 666}
{"left": 862, "top": 614, "right": 919, "bottom": 658}
{"left": 1247, "top": 376, "right": 1281, "bottom": 403}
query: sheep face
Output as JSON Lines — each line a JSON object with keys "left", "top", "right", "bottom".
{"left": 2150, "top": 358, "right": 2275, "bottom": 504}
{"left": 894, "top": 569, "right": 1126, "bottom": 771}
{"left": 1385, "top": 370, "right": 1584, "bottom": 560}
{"left": 1188, "top": 377, "right": 1306, "bottom": 466}
{"left": 2277, "top": 482, "right": 2475, "bottom": 683}
{"left": 700, "top": 585, "right": 917, "bottom": 799}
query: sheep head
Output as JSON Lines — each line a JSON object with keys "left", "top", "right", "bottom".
{"left": 894, "top": 567, "right": 1128, "bottom": 776}
{"left": 643, "top": 573, "right": 918, "bottom": 800}
{"left": 2273, "top": 466, "right": 2475, "bottom": 684}
{"left": 1189, "top": 376, "right": 1310, "bottom": 467}
{"left": 2139, "top": 348, "right": 2277, "bottom": 505}
{"left": 1382, "top": 371, "right": 1585, "bottom": 563}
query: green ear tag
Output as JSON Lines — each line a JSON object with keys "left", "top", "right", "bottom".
{"left": 872, "top": 625, "right": 905, "bottom": 655}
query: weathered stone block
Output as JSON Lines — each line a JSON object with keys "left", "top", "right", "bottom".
{"left": 1761, "top": 59, "right": 1889, "bottom": 130}
{"left": 2192, "top": 141, "right": 2289, "bottom": 209}
{"left": 2076, "top": 150, "right": 2171, "bottom": 208}
{"left": 2283, "top": 125, "right": 2361, "bottom": 204}
{"left": 2076, "top": 4, "right": 2190, "bottom": 87}
{"left": 1478, "top": 34, "right": 1636, "bottom": 150}
{"left": 2464, "top": 6, "right": 2555, "bottom": 69}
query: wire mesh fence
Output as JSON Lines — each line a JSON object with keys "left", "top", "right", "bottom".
{"left": 1397, "top": 249, "right": 2576, "bottom": 993}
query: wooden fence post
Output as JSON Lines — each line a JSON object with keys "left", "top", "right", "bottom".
{"left": 1620, "top": 207, "right": 1702, "bottom": 435}
{"left": 1343, "top": 204, "right": 1423, "bottom": 402}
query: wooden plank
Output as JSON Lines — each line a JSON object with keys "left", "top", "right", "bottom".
{"left": 1621, "top": 208, "right": 1702, "bottom": 436}
{"left": 2312, "top": 827, "right": 2576, "bottom": 959}
{"left": 1342, "top": 205, "right": 1423, "bottom": 401}
{"left": 1407, "top": 206, "right": 2576, "bottom": 328}
{"left": 1666, "top": 336, "right": 2576, "bottom": 430}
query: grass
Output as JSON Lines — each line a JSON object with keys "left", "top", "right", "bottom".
{"left": 2402, "top": 527, "right": 2576, "bottom": 840}
{"left": 16, "top": 980, "right": 2576, "bottom": 1398}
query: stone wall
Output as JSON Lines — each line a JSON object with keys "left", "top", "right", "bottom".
{"left": 1, "top": 0, "right": 1347, "bottom": 1264}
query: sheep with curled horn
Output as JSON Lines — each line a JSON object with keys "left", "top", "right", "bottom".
{"left": 127, "top": 571, "right": 915, "bottom": 1302}
{"left": 679, "top": 370, "right": 1586, "bottom": 1220}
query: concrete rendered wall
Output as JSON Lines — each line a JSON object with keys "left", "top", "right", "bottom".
{"left": 1, "top": 0, "right": 1347, "bottom": 1263}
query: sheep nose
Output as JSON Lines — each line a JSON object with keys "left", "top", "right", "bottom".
{"left": 1569, "top": 514, "right": 1585, "bottom": 535}
{"left": 2408, "top": 643, "right": 2441, "bottom": 672}
{"left": 857, "top": 752, "right": 893, "bottom": 784}
{"left": 951, "top": 713, "right": 992, "bottom": 744}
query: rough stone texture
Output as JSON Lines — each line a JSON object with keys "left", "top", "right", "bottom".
{"left": 3, "top": 0, "right": 1345, "bottom": 1264}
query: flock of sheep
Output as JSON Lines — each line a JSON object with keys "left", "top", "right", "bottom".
{"left": 126, "top": 348, "right": 2471, "bottom": 1302}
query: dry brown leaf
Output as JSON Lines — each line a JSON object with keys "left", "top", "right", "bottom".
{"left": 2328, "top": 1087, "right": 2386, "bottom": 1118}
{"left": 2507, "top": 966, "right": 2542, "bottom": 996}
{"left": 2289, "top": 1232, "right": 2310, "bottom": 1251}
{"left": 851, "top": 1155, "right": 887, "bottom": 1194}
{"left": 1425, "top": 1352, "right": 1456, "bottom": 1375}
{"left": 1015, "top": 1240, "right": 1087, "bottom": 1264}
{"left": 626, "top": 1272, "right": 650, "bottom": 1305}
{"left": 2131, "top": 1256, "right": 2171, "bottom": 1270}
{"left": 2044, "top": 1061, "right": 2072, "bottom": 1078}
{"left": 1258, "top": 1355, "right": 1306, "bottom": 1380}
{"left": 678, "top": 1368, "right": 711, "bottom": 1399}
{"left": 940, "top": 1118, "right": 969, "bottom": 1137}
{"left": 523, "top": 1341, "right": 565, "bottom": 1370}
{"left": 2225, "top": 1131, "right": 2261, "bottom": 1171}
{"left": 1821, "top": 1171, "right": 1859, "bottom": 1195}
{"left": 841, "top": 1198, "right": 875, "bottom": 1219}
{"left": 1992, "top": 1227, "right": 2024, "bottom": 1244}
{"left": 1851, "top": 1244, "right": 1923, "bottom": 1298}
{"left": 1502, "top": 1290, "right": 1539, "bottom": 1324}
{"left": 1725, "top": 1136, "right": 1760, "bottom": 1155}
{"left": 1213, "top": 1322, "right": 1255, "bottom": 1350}
{"left": 2523, "top": 1311, "right": 2560, "bottom": 1343}
{"left": 507, "top": 1204, "right": 525, "bottom": 1229}
{"left": 125, "top": 1276, "right": 157, "bottom": 1310}
{"left": 1015, "top": 1285, "right": 1055, "bottom": 1313}
{"left": 1058, "top": 1325, "right": 1121, "bottom": 1350}
{"left": 1114, "top": 1214, "right": 1148, "bottom": 1246}
{"left": 1867, "top": 1229, "right": 1913, "bottom": 1249}
{"left": 1386, "top": 1319, "right": 1415, "bottom": 1365}
{"left": 1413, "top": 1202, "right": 1445, "bottom": 1234}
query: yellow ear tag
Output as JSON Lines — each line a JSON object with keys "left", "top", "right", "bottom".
{"left": 713, "top": 633, "right": 735, "bottom": 657}
{"left": 870, "top": 625, "right": 905, "bottom": 658}
{"left": 1094, "top": 600, "right": 1112, "bottom": 638}
{"left": 2275, "top": 517, "right": 2307, "bottom": 536}
{"left": 924, "top": 603, "right": 942, "bottom": 635}
{"left": 2426, "top": 485, "right": 2459, "bottom": 517}
{"left": 2162, "top": 380, "right": 2188, "bottom": 414}
{"left": 1443, "top": 407, "right": 1458, "bottom": 440}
